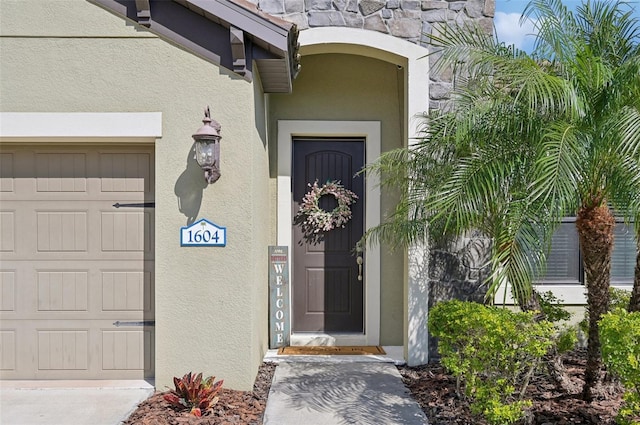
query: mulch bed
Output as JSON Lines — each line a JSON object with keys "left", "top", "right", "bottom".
{"left": 399, "top": 349, "right": 626, "bottom": 424}
{"left": 123, "top": 350, "right": 627, "bottom": 424}
{"left": 122, "top": 363, "right": 276, "bottom": 425}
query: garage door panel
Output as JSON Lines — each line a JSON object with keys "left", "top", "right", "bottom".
{"left": 100, "top": 153, "right": 152, "bottom": 193}
{"left": 1, "top": 193, "right": 152, "bottom": 203}
{"left": 36, "top": 153, "right": 87, "bottom": 193}
{"left": 101, "top": 270, "right": 152, "bottom": 312}
{"left": 37, "top": 270, "right": 88, "bottom": 312}
{"left": 0, "top": 264, "right": 35, "bottom": 317}
{"left": 38, "top": 329, "right": 89, "bottom": 371}
{"left": 0, "top": 145, "right": 154, "bottom": 380}
{"left": 1, "top": 322, "right": 153, "bottom": 378}
{"left": 102, "top": 329, "right": 153, "bottom": 371}
{"left": 37, "top": 211, "right": 88, "bottom": 252}
{"left": 1, "top": 202, "right": 154, "bottom": 260}
{"left": 3, "top": 252, "right": 150, "bottom": 262}
{"left": 0, "top": 271, "right": 16, "bottom": 312}
{"left": 0, "top": 320, "right": 154, "bottom": 379}
{"left": 0, "top": 322, "right": 36, "bottom": 378}
{"left": 101, "top": 211, "right": 151, "bottom": 253}
{"left": 0, "top": 211, "right": 16, "bottom": 253}
{"left": 0, "top": 149, "right": 153, "bottom": 200}
{"left": 0, "top": 153, "right": 14, "bottom": 192}
{"left": 0, "top": 261, "right": 153, "bottom": 321}
{"left": 0, "top": 330, "right": 17, "bottom": 370}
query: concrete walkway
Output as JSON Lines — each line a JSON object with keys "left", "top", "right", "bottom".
{"left": 0, "top": 349, "right": 427, "bottom": 425}
{"left": 263, "top": 360, "right": 428, "bottom": 425}
{"left": 0, "top": 381, "right": 153, "bottom": 425}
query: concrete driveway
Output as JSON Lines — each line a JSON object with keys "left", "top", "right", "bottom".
{"left": 0, "top": 381, "right": 154, "bottom": 425}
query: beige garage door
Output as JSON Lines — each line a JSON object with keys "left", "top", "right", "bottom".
{"left": 0, "top": 145, "right": 154, "bottom": 380}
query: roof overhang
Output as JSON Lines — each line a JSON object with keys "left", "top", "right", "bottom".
{"left": 88, "top": 0, "right": 300, "bottom": 93}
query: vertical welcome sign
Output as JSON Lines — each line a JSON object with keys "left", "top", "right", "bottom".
{"left": 269, "top": 246, "right": 290, "bottom": 348}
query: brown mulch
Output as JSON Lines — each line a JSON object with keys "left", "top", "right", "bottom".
{"left": 124, "top": 350, "right": 627, "bottom": 424}
{"left": 399, "top": 349, "right": 625, "bottom": 425}
{"left": 122, "top": 363, "right": 276, "bottom": 425}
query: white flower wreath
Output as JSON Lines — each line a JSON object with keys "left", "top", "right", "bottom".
{"left": 294, "top": 180, "right": 358, "bottom": 240}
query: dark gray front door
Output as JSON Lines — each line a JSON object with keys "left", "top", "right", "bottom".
{"left": 292, "top": 138, "right": 365, "bottom": 332}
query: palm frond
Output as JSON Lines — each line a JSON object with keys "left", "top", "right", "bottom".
{"left": 362, "top": 0, "right": 640, "bottom": 314}
{"left": 524, "top": 0, "right": 578, "bottom": 61}
{"left": 485, "top": 201, "right": 551, "bottom": 303}
{"left": 529, "top": 121, "right": 582, "bottom": 215}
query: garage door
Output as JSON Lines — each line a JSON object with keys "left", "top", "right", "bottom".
{"left": 0, "top": 145, "right": 154, "bottom": 380}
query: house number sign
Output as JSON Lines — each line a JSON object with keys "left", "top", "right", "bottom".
{"left": 180, "top": 218, "right": 226, "bottom": 247}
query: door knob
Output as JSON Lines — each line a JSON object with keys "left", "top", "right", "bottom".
{"left": 356, "top": 256, "right": 363, "bottom": 281}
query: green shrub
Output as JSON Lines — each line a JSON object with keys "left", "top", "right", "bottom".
{"left": 429, "top": 300, "right": 555, "bottom": 425}
{"left": 617, "top": 392, "right": 640, "bottom": 425}
{"left": 600, "top": 309, "right": 640, "bottom": 425}
{"left": 537, "top": 291, "right": 578, "bottom": 353}
{"left": 555, "top": 327, "right": 578, "bottom": 354}
{"left": 538, "top": 291, "right": 572, "bottom": 323}
{"left": 580, "top": 288, "right": 632, "bottom": 336}
{"left": 611, "top": 288, "right": 633, "bottom": 310}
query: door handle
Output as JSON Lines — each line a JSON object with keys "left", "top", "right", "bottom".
{"left": 357, "top": 256, "right": 363, "bottom": 281}
{"left": 112, "top": 320, "right": 155, "bottom": 327}
{"left": 112, "top": 202, "right": 155, "bottom": 208}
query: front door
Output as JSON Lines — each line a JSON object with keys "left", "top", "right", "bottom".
{"left": 292, "top": 138, "right": 365, "bottom": 332}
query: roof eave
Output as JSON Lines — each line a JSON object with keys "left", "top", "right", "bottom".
{"left": 88, "top": 0, "right": 299, "bottom": 93}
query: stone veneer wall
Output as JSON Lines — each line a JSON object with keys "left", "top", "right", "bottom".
{"left": 427, "top": 235, "right": 491, "bottom": 357}
{"left": 258, "top": 0, "right": 495, "bottom": 358}
{"left": 256, "top": 0, "right": 495, "bottom": 111}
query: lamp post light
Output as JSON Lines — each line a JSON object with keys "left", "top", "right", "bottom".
{"left": 193, "top": 106, "right": 221, "bottom": 184}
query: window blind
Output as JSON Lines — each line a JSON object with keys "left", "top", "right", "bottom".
{"left": 539, "top": 222, "right": 582, "bottom": 284}
{"left": 611, "top": 223, "right": 635, "bottom": 284}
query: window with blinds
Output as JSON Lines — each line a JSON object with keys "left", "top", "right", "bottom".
{"left": 612, "top": 223, "right": 635, "bottom": 284}
{"left": 536, "top": 220, "right": 635, "bottom": 285}
{"left": 539, "top": 221, "right": 582, "bottom": 284}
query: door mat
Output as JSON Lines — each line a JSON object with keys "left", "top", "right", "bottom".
{"left": 277, "top": 346, "right": 386, "bottom": 355}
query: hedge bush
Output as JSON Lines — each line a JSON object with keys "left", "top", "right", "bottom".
{"left": 429, "top": 300, "right": 555, "bottom": 425}
{"left": 600, "top": 309, "right": 640, "bottom": 425}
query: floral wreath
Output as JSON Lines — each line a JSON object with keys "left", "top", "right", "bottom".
{"left": 294, "top": 180, "right": 358, "bottom": 241}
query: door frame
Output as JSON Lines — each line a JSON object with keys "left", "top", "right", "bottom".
{"left": 277, "top": 120, "right": 381, "bottom": 346}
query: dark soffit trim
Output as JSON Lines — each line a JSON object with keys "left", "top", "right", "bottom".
{"left": 88, "top": 0, "right": 299, "bottom": 93}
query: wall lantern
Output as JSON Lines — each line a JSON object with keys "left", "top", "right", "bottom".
{"left": 193, "top": 106, "right": 222, "bottom": 184}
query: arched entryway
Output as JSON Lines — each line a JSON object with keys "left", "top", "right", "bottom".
{"left": 270, "top": 29, "right": 430, "bottom": 361}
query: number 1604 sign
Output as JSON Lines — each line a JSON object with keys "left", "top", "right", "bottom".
{"left": 180, "top": 218, "right": 226, "bottom": 247}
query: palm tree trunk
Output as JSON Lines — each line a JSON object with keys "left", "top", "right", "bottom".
{"left": 514, "top": 290, "right": 545, "bottom": 320}
{"left": 628, "top": 243, "right": 640, "bottom": 312}
{"left": 576, "top": 203, "right": 614, "bottom": 402}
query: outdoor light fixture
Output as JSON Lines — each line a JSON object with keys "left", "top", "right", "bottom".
{"left": 192, "top": 106, "right": 222, "bottom": 184}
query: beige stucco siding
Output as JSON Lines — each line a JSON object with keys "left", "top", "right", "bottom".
{"left": 1, "top": 0, "right": 269, "bottom": 390}
{"left": 269, "top": 53, "right": 405, "bottom": 345}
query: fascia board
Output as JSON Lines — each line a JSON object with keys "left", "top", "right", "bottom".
{"left": 182, "top": 0, "right": 290, "bottom": 54}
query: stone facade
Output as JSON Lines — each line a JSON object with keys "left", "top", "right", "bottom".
{"left": 427, "top": 235, "right": 491, "bottom": 358}
{"left": 256, "top": 0, "right": 495, "bottom": 110}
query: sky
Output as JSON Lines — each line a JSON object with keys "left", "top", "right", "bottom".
{"left": 494, "top": 0, "right": 640, "bottom": 52}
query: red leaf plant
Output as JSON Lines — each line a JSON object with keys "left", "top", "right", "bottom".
{"left": 163, "top": 372, "right": 224, "bottom": 416}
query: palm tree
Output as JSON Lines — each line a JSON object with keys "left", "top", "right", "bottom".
{"left": 631, "top": 237, "right": 640, "bottom": 312}
{"left": 625, "top": 77, "right": 640, "bottom": 313}
{"left": 524, "top": 0, "right": 640, "bottom": 400}
{"left": 365, "top": 0, "right": 640, "bottom": 401}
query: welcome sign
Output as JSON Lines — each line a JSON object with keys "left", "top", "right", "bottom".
{"left": 269, "top": 246, "right": 290, "bottom": 348}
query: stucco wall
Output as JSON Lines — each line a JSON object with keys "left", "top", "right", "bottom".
{"left": 269, "top": 53, "right": 405, "bottom": 344}
{"left": 1, "top": 0, "right": 269, "bottom": 390}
